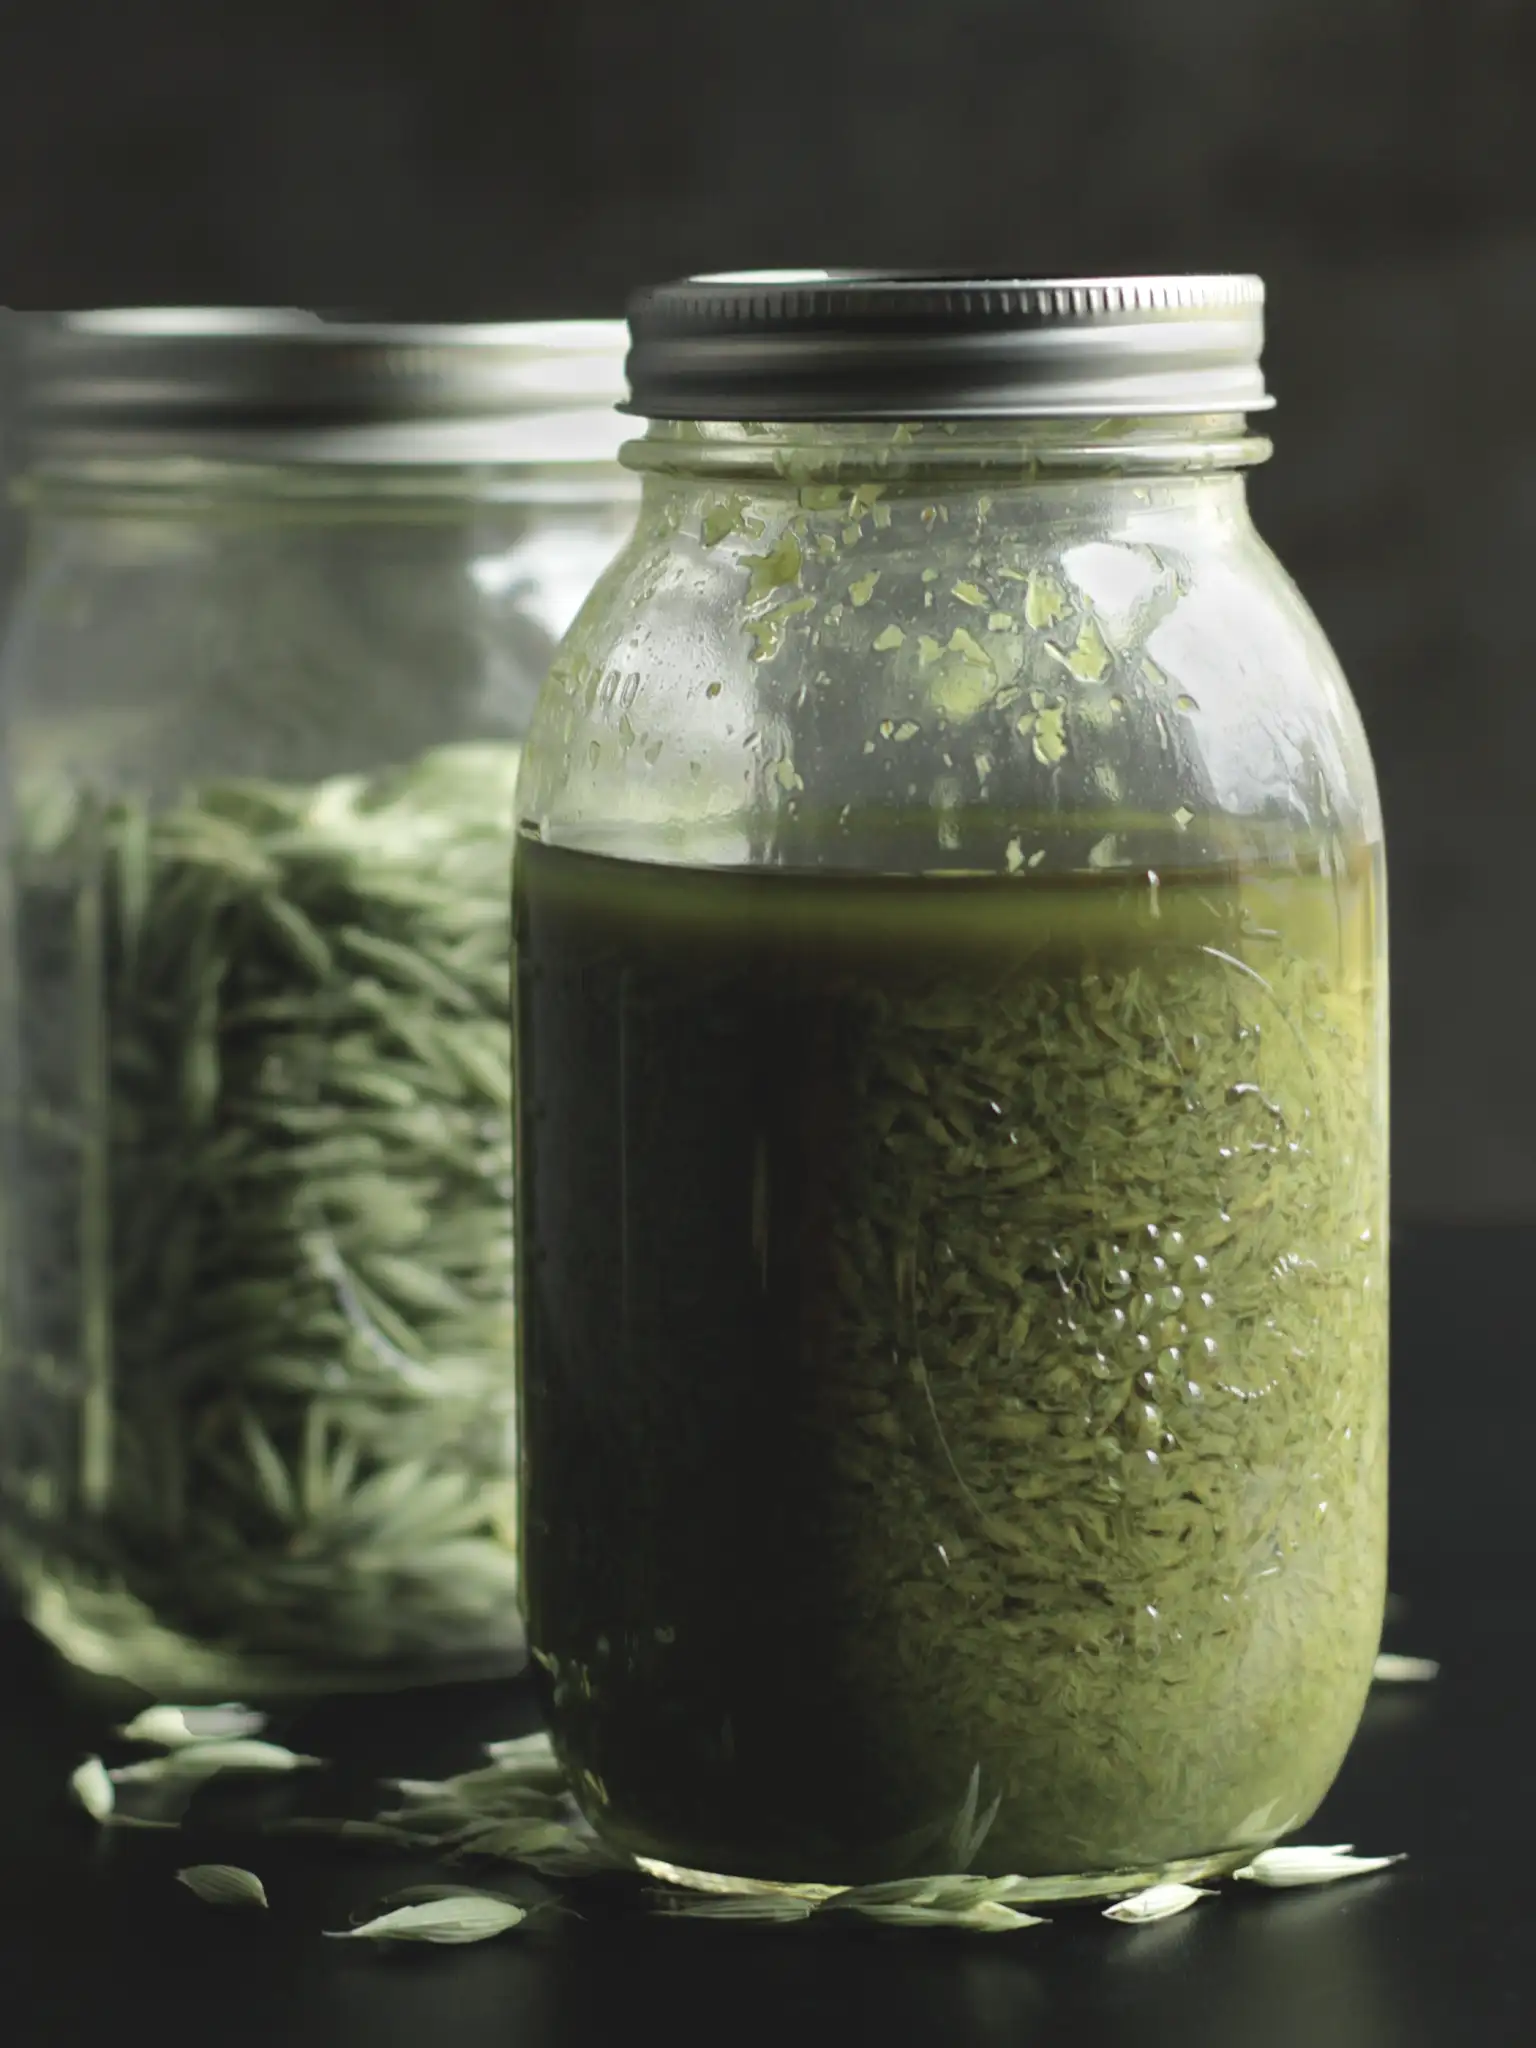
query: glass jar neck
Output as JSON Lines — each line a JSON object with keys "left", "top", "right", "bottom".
{"left": 621, "top": 413, "right": 1271, "bottom": 484}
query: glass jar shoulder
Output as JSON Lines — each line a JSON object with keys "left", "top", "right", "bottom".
{"left": 520, "top": 467, "right": 1380, "bottom": 874}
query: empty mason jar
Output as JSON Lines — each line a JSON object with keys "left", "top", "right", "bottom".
{"left": 515, "top": 275, "right": 1388, "bottom": 1892}
{"left": 0, "top": 310, "right": 637, "bottom": 1695}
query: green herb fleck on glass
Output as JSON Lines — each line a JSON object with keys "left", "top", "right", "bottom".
{"left": 1032, "top": 704, "right": 1068, "bottom": 765}
{"left": 1064, "top": 618, "right": 1111, "bottom": 682}
{"left": 743, "top": 532, "right": 804, "bottom": 603}
{"left": 1023, "top": 572, "right": 1068, "bottom": 629}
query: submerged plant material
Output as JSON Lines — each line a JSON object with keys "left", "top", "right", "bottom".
{"left": 176, "top": 1864, "right": 270, "bottom": 1910}
{"left": 0, "top": 745, "right": 525, "bottom": 1690}
{"left": 517, "top": 837, "right": 1388, "bottom": 1883}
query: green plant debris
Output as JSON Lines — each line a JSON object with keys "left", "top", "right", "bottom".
{"left": 932, "top": 660, "right": 998, "bottom": 725}
{"left": 482, "top": 1731, "right": 567, "bottom": 1776}
{"left": 873, "top": 625, "right": 906, "bottom": 653}
{"left": 702, "top": 495, "right": 766, "bottom": 547}
{"left": 117, "top": 1702, "right": 267, "bottom": 1747}
{"left": 1102, "top": 1882, "right": 1210, "bottom": 1923}
{"left": 951, "top": 582, "right": 988, "bottom": 609}
{"left": 946, "top": 628, "right": 992, "bottom": 670}
{"left": 747, "top": 597, "right": 816, "bottom": 663}
{"left": 1024, "top": 572, "right": 1068, "bottom": 629}
{"left": 1032, "top": 704, "right": 1068, "bottom": 765}
{"left": 1062, "top": 618, "right": 1112, "bottom": 682}
{"left": 1233, "top": 1845, "right": 1403, "bottom": 1888}
{"left": 77, "top": 1711, "right": 1403, "bottom": 1935}
{"left": 1371, "top": 1652, "right": 1438, "bottom": 1683}
{"left": 70, "top": 1755, "right": 114, "bottom": 1822}
{"left": 1, "top": 744, "right": 525, "bottom": 1687}
{"left": 371, "top": 1734, "right": 1404, "bottom": 1926}
{"left": 515, "top": 840, "right": 1386, "bottom": 1884}
{"left": 327, "top": 1895, "right": 527, "bottom": 1945}
{"left": 743, "top": 532, "right": 804, "bottom": 604}
{"left": 838, "top": 1898, "right": 1043, "bottom": 1932}
{"left": 632, "top": 1856, "right": 842, "bottom": 1901}
{"left": 849, "top": 573, "right": 881, "bottom": 608}
{"left": 177, "top": 1864, "right": 270, "bottom": 1910}
{"left": 651, "top": 1891, "right": 822, "bottom": 1923}
{"left": 111, "top": 1739, "right": 324, "bottom": 1786}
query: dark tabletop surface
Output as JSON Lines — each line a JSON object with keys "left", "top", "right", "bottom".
{"left": 0, "top": 1224, "right": 1522, "bottom": 2048}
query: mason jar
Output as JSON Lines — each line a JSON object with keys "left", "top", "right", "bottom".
{"left": 0, "top": 309, "right": 637, "bottom": 1695}
{"left": 515, "top": 275, "right": 1388, "bottom": 1893}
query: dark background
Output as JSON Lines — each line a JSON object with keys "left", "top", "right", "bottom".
{"left": 0, "top": 0, "right": 1530, "bottom": 1228}
{"left": 0, "top": 14, "right": 1524, "bottom": 2036}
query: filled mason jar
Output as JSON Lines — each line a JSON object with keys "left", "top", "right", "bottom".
{"left": 515, "top": 275, "right": 1388, "bottom": 1892}
{"left": 0, "top": 309, "right": 637, "bottom": 1695}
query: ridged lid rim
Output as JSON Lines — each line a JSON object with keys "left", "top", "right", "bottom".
{"left": 21, "top": 309, "right": 633, "bottom": 465}
{"left": 623, "top": 272, "right": 1272, "bottom": 420}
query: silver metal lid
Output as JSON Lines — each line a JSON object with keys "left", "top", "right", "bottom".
{"left": 624, "top": 272, "right": 1271, "bottom": 420}
{"left": 22, "top": 309, "right": 632, "bottom": 465}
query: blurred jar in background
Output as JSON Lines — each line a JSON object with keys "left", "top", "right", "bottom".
{"left": 0, "top": 310, "right": 636, "bottom": 1696}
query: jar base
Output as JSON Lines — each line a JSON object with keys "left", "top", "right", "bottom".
{"left": 6, "top": 1546, "right": 527, "bottom": 1700}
